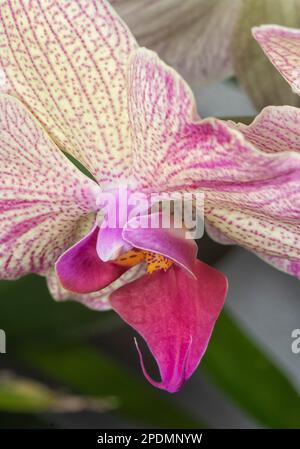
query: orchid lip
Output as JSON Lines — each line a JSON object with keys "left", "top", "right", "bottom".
{"left": 134, "top": 336, "right": 193, "bottom": 393}
{"left": 110, "top": 261, "right": 228, "bottom": 393}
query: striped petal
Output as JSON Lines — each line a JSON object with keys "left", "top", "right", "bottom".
{"left": 202, "top": 120, "right": 300, "bottom": 257}
{"left": 205, "top": 206, "right": 300, "bottom": 260}
{"left": 128, "top": 48, "right": 197, "bottom": 190}
{"left": 127, "top": 49, "right": 300, "bottom": 259}
{"left": 110, "top": 260, "right": 227, "bottom": 392}
{"left": 205, "top": 221, "right": 234, "bottom": 246}
{"left": 207, "top": 217, "right": 300, "bottom": 278}
{"left": 0, "top": 0, "right": 138, "bottom": 182}
{"left": 252, "top": 25, "right": 300, "bottom": 95}
{"left": 129, "top": 48, "right": 283, "bottom": 191}
{"left": 112, "top": 0, "right": 240, "bottom": 83}
{"left": 207, "top": 218, "right": 300, "bottom": 278}
{"left": 228, "top": 107, "right": 300, "bottom": 273}
{"left": 234, "top": 105, "right": 300, "bottom": 153}
{"left": 0, "top": 94, "right": 99, "bottom": 278}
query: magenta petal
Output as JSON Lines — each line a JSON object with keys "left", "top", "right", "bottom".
{"left": 56, "top": 226, "right": 127, "bottom": 294}
{"left": 122, "top": 214, "right": 198, "bottom": 276}
{"left": 110, "top": 260, "right": 228, "bottom": 392}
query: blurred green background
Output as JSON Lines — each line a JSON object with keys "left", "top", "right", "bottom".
{"left": 1, "top": 233, "right": 300, "bottom": 429}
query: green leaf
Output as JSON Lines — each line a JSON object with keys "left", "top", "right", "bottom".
{"left": 5, "top": 276, "right": 300, "bottom": 427}
{"left": 0, "top": 275, "right": 118, "bottom": 344}
{"left": 0, "top": 373, "right": 54, "bottom": 412}
{"left": 202, "top": 309, "right": 300, "bottom": 428}
{"left": 233, "top": 0, "right": 300, "bottom": 110}
{"left": 63, "top": 152, "right": 96, "bottom": 181}
{"left": 17, "top": 343, "right": 202, "bottom": 428}
{"left": 1, "top": 276, "right": 202, "bottom": 426}
{"left": 0, "top": 371, "right": 114, "bottom": 413}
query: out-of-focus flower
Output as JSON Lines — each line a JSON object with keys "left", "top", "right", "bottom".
{"left": 1, "top": 0, "right": 300, "bottom": 392}
{"left": 111, "top": 0, "right": 241, "bottom": 84}
{"left": 232, "top": 0, "right": 300, "bottom": 110}
{"left": 252, "top": 25, "right": 300, "bottom": 96}
{"left": 113, "top": 0, "right": 300, "bottom": 110}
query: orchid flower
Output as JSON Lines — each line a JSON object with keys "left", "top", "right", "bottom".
{"left": 0, "top": 0, "right": 228, "bottom": 393}
{"left": 0, "top": 1, "right": 299, "bottom": 393}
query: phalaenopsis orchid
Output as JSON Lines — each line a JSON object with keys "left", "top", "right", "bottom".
{"left": 1, "top": 1, "right": 300, "bottom": 392}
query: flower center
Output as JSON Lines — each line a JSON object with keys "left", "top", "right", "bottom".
{"left": 115, "top": 249, "right": 173, "bottom": 274}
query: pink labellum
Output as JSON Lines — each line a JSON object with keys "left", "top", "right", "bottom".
{"left": 110, "top": 260, "right": 227, "bottom": 392}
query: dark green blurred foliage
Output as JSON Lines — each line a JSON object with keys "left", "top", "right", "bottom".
{"left": 1, "top": 272, "right": 300, "bottom": 428}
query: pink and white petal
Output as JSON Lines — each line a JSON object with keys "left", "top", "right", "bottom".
{"left": 234, "top": 106, "right": 300, "bottom": 154}
{"left": 112, "top": 0, "right": 241, "bottom": 83}
{"left": 128, "top": 48, "right": 197, "bottom": 190}
{"left": 129, "top": 49, "right": 293, "bottom": 191}
{"left": 128, "top": 48, "right": 300, "bottom": 192}
{"left": 122, "top": 213, "right": 198, "bottom": 276}
{"left": 252, "top": 25, "right": 300, "bottom": 95}
{"left": 0, "top": 94, "right": 99, "bottom": 279}
{"left": 56, "top": 225, "right": 127, "bottom": 294}
{"left": 127, "top": 53, "right": 300, "bottom": 260}
{"left": 206, "top": 218, "right": 300, "bottom": 277}
{"left": 110, "top": 260, "right": 228, "bottom": 393}
{"left": 205, "top": 206, "right": 300, "bottom": 259}
{"left": 47, "top": 263, "right": 146, "bottom": 311}
{"left": 0, "top": 0, "right": 138, "bottom": 182}
{"left": 129, "top": 51, "right": 300, "bottom": 217}
{"left": 205, "top": 220, "right": 234, "bottom": 245}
